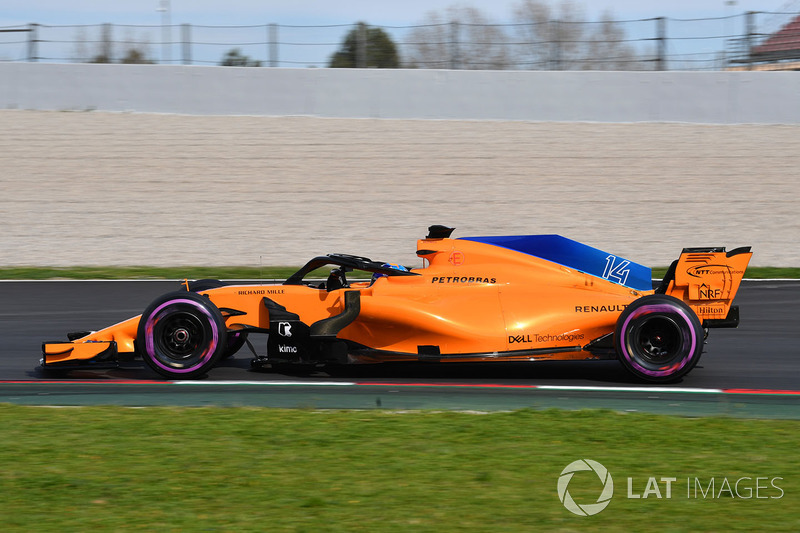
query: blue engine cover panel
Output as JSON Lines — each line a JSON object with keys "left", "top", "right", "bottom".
{"left": 460, "top": 234, "right": 652, "bottom": 291}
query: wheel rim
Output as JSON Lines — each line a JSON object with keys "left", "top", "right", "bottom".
{"left": 619, "top": 302, "right": 699, "bottom": 378}
{"left": 633, "top": 315, "right": 682, "bottom": 365}
{"left": 143, "top": 299, "right": 220, "bottom": 373}
{"left": 155, "top": 311, "right": 205, "bottom": 362}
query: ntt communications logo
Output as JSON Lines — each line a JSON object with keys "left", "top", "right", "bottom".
{"left": 557, "top": 459, "right": 614, "bottom": 516}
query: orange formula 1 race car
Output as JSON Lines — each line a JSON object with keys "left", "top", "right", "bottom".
{"left": 41, "top": 226, "right": 752, "bottom": 382}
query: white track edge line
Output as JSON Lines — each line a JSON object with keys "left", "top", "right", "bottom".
{"left": 170, "top": 381, "right": 726, "bottom": 393}
{"left": 172, "top": 380, "right": 357, "bottom": 386}
{"left": 535, "top": 385, "right": 724, "bottom": 393}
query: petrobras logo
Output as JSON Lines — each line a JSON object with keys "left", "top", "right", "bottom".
{"left": 557, "top": 459, "right": 614, "bottom": 516}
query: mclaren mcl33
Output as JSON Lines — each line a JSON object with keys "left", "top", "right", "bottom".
{"left": 42, "top": 226, "right": 751, "bottom": 382}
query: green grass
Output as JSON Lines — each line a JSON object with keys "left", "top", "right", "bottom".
{"left": 0, "top": 406, "right": 797, "bottom": 532}
{"left": 0, "top": 266, "right": 299, "bottom": 280}
{"left": 0, "top": 266, "right": 798, "bottom": 280}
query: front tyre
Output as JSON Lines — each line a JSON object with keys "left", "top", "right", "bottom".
{"left": 614, "top": 294, "right": 703, "bottom": 383}
{"left": 184, "top": 279, "right": 243, "bottom": 359}
{"left": 138, "top": 291, "right": 227, "bottom": 379}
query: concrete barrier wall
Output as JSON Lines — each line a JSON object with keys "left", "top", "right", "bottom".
{"left": 2, "top": 62, "right": 800, "bottom": 123}
{"left": 1, "top": 110, "right": 797, "bottom": 267}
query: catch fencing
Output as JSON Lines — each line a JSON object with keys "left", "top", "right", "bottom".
{"left": 1, "top": 11, "right": 798, "bottom": 71}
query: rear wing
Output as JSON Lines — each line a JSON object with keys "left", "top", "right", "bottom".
{"left": 658, "top": 246, "right": 752, "bottom": 327}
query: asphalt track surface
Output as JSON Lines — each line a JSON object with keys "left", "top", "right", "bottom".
{"left": 1, "top": 280, "right": 799, "bottom": 416}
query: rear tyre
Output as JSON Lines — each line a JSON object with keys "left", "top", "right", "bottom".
{"left": 614, "top": 294, "right": 703, "bottom": 383}
{"left": 138, "top": 291, "right": 227, "bottom": 379}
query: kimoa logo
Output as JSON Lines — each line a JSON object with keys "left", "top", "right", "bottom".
{"left": 278, "top": 322, "right": 292, "bottom": 337}
{"left": 557, "top": 459, "right": 614, "bottom": 516}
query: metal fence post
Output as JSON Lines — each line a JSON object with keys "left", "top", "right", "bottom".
{"left": 655, "top": 17, "right": 667, "bottom": 71}
{"left": 181, "top": 23, "right": 191, "bottom": 65}
{"left": 745, "top": 11, "right": 756, "bottom": 70}
{"left": 27, "top": 23, "right": 38, "bottom": 62}
{"left": 355, "top": 22, "right": 367, "bottom": 68}
{"left": 269, "top": 23, "right": 278, "bottom": 67}
{"left": 552, "top": 19, "right": 562, "bottom": 70}
{"left": 450, "top": 20, "right": 460, "bottom": 69}
{"left": 99, "top": 23, "right": 113, "bottom": 63}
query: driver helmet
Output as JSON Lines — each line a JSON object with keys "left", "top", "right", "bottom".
{"left": 372, "top": 263, "right": 408, "bottom": 282}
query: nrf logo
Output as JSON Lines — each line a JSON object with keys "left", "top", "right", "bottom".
{"left": 698, "top": 283, "right": 723, "bottom": 299}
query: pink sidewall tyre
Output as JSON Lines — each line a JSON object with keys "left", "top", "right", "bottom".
{"left": 185, "top": 279, "right": 246, "bottom": 358}
{"left": 137, "top": 291, "right": 227, "bottom": 379}
{"left": 614, "top": 294, "right": 704, "bottom": 383}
